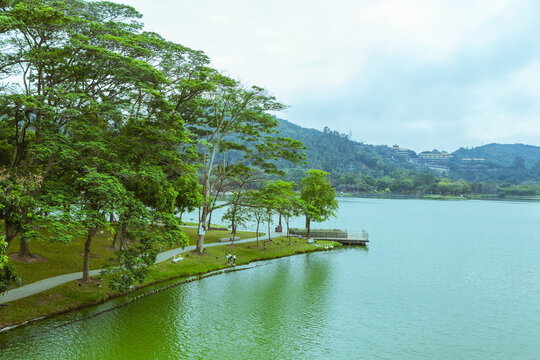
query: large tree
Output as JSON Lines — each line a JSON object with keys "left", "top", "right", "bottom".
{"left": 185, "top": 77, "right": 304, "bottom": 254}
{"left": 0, "top": 0, "right": 194, "bottom": 284}
{"left": 0, "top": 0, "right": 161, "bottom": 259}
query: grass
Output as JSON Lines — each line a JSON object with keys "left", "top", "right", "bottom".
{"left": 0, "top": 281, "right": 110, "bottom": 328}
{"left": 148, "top": 237, "right": 325, "bottom": 284}
{"left": 0, "top": 237, "right": 338, "bottom": 329}
{"left": 6, "top": 227, "right": 263, "bottom": 286}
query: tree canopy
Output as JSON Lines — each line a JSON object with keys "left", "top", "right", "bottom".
{"left": 0, "top": 0, "right": 306, "bottom": 290}
{"left": 300, "top": 170, "right": 338, "bottom": 238}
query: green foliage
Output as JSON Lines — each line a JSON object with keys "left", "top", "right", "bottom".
{"left": 453, "top": 144, "right": 540, "bottom": 168}
{"left": 185, "top": 70, "right": 304, "bottom": 252}
{"left": 300, "top": 170, "right": 338, "bottom": 237}
{"left": 237, "top": 190, "right": 271, "bottom": 245}
{"left": 274, "top": 120, "right": 416, "bottom": 182}
{"left": 497, "top": 184, "right": 540, "bottom": 197}
{"left": 274, "top": 120, "right": 540, "bottom": 194}
{"left": 0, "top": 235, "right": 16, "bottom": 294}
{"left": 102, "top": 243, "right": 158, "bottom": 293}
{"left": 0, "top": 0, "right": 305, "bottom": 288}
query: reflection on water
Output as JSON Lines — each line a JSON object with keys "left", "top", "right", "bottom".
{"left": 1, "top": 199, "right": 539, "bottom": 360}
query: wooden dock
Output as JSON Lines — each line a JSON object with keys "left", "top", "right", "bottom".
{"left": 295, "top": 230, "right": 369, "bottom": 246}
{"left": 329, "top": 235, "right": 369, "bottom": 246}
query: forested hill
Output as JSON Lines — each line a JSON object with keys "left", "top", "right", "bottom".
{"left": 452, "top": 143, "right": 540, "bottom": 167}
{"left": 275, "top": 118, "right": 417, "bottom": 181}
{"left": 274, "top": 118, "right": 540, "bottom": 187}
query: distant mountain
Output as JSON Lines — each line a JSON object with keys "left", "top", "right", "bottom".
{"left": 452, "top": 143, "right": 540, "bottom": 167}
{"left": 274, "top": 119, "right": 540, "bottom": 185}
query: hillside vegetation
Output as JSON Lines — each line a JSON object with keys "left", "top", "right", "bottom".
{"left": 273, "top": 119, "right": 540, "bottom": 195}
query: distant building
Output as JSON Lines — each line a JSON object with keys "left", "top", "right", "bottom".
{"left": 392, "top": 144, "right": 412, "bottom": 158}
{"left": 414, "top": 149, "right": 452, "bottom": 172}
{"left": 418, "top": 150, "right": 452, "bottom": 161}
{"left": 461, "top": 158, "right": 485, "bottom": 162}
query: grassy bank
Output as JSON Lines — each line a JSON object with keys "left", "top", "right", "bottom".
{"left": 6, "top": 227, "right": 259, "bottom": 287}
{"left": 0, "top": 237, "right": 338, "bottom": 330}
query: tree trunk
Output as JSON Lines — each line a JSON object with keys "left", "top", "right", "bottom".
{"left": 18, "top": 239, "right": 33, "bottom": 260}
{"left": 112, "top": 230, "right": 119, "bottom": 250}
{"left": 268, "top": 221, "right": 271, "bottom": 242}
{"left": 286, "top": 217, "right": 290, "bottom": 240}
{"left": 278, "top": 213, "right": 282, "bottom": 228}
{"left": 305, "top": 216, "right": 311, "bottom": 239}
{"left": 119, "top": 223, "right": 128, "bottom": 250}
{"left": 82, "top": 227, "right": 97, "bottom": 282}
{"left": 120, "top": 234, "right": 127, "bottom": 251}
{"left": 112, "top": 221, "right": 125, "bottom": 251}
{"left": 4, "top": 219, "right": 17, "bottom": 248}
{"left": 207, "top": 210, "right": 212, "bottom": 229}
{"left": 256, "top": 222, "right": 259, "bottom": 247}
{"left": 196, "top": 205, "right": 209, "bottom": 254}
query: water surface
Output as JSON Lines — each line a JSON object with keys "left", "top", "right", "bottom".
{"left": 1, "top": 198, "right": 539, "bottom": 359}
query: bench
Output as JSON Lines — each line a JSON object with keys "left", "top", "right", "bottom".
{"left": 219, "top": 236, "right": 240, "bottom": 242}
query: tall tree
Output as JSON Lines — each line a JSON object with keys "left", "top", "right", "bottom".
{"left": 1, "top": 0, "right": 194, "bottom": 282}
{"left": 0, "top": 0, "right": 159, "bottom": 259}
{"left": 186, "top": 77, "right": 304, "bottom": 254}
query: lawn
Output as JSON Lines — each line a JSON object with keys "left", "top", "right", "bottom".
{"left": 5, "top": 226, "right": 263, "bottom": 286}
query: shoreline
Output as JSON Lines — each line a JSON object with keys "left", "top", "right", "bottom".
{"left": 335, "top": 193, "right": 540, "bottom": 202}
{"left": 0, "top": 237, "right": 341, "bottom": 333}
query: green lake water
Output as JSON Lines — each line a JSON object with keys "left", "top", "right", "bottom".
{"left": 1, "top": 198, "right": 539, "bottom": 359}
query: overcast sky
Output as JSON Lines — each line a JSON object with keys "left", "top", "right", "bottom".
{"left": 114, "top": 0, "right": 540, "bottom": 152}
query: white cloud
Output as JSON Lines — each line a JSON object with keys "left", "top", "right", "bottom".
{"left": 117, "top": 0, "right": 530, "bottom": 93}
{"left": 463, "top": 62, "right": 540, "bottom": 142}
{"left": 112, "top": 0, "right": 540, "bottom": 149}
{"left": 210, "top": 15, "right": 230, "bottom": 24}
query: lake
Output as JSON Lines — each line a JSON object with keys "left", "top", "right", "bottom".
{"left": 1, "top": 198, "right": 539, "bottom": 359}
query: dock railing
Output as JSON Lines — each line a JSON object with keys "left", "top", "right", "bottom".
{"left": 289, "top": 229, "right": 368, "bottom": 241}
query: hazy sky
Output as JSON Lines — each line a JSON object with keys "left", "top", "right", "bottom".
{"left": 114, "top": 0, "right": 540, "bottom": 152}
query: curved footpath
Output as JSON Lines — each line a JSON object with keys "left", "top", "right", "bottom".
{"left": 0, "top": 231, "right": 279, "bottom": 305}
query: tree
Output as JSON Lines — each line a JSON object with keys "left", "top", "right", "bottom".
{"left": 221, "top": 194, "right": 248, "bottom": 243}
{"left": 72, "top": 172, "right": 128, "bottom": 282}
{"left": 240, "top": 190, "right": 269, "bottom": 246}
{"left": 186, "top": 78, "right": 304, "bottom": 254}
{"left": 0, "top": 0, "right": 166, "bottom": 260}
{"left": 220, "top": 169, "right": 262, "bottom": 242}
{"left": 263, "top": 180, "right": 301, "bottom": 241}
{"left": 300, "top": 170, "right": 338, "bottom": 238}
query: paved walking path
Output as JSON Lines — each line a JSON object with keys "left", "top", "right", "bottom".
{"left": 0, "top": 231, "right": 279, "bottom": 305}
